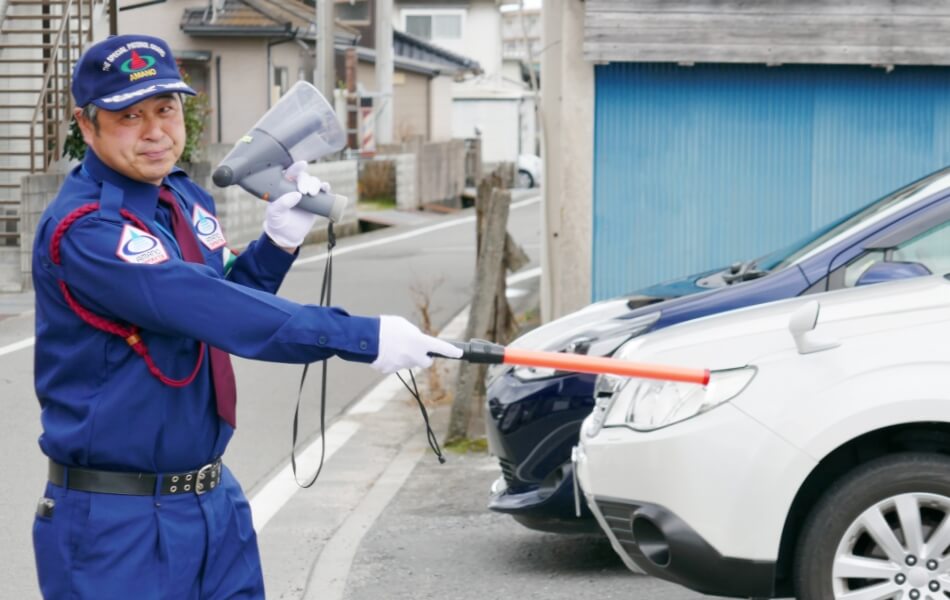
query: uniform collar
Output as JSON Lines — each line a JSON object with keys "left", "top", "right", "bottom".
{"left": 82, "top": 150, "right": 187, "bottom": 215}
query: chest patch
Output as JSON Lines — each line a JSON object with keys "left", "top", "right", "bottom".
{"left": 192, "top": 204, "right": 227, "bottom": 251}
{"left": 116, "top": 224, "right": 169, "bottom": 265}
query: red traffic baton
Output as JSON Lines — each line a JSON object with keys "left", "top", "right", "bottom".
{"left": 435, "top": 340, "right": 711, "bottom": 386}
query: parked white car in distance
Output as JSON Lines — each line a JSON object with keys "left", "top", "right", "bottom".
{"left": 575, "top": 274, "right": 950, "bottom": 599}
{"left": 517, "top": 154, "right": 542, "bottom": 188}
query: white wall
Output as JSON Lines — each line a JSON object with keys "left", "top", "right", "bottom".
{"left": 452, "top": 99, "right": 519, "bottom": 163}
{"left": 465, "top": 0, "right": 503, "bottom": 76}
{"left": 395, "top": 0, "right": 503, "bottom": 76}
{"left": 518, "top": 95, "right": 537, "bottom": 157}
{"left": 429, "top": 75, "right": 454, "bottom": 141}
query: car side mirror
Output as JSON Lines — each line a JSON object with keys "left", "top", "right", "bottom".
{"left": 855, "top": 261, "right": 931, "bottom": 287}
{"left": 788, "top": 300, "right": 840, "bottom": 355}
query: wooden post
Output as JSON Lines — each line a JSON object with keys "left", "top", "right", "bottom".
{"left": 447, "top": 187, "right": 512, "bottom": 442}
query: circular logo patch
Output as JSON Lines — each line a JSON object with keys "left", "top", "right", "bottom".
{"left": 123, "top": 232, "right": 157, "bottom": 255}
{"left": 196, "top": 216, "right": 218, "bottom": 236}
{"left": 120, "top": 50, "right": 156, "bottom": 73}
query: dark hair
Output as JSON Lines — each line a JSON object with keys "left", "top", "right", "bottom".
{"left": 80, "top": 103, "right": 99, "bottom": 133}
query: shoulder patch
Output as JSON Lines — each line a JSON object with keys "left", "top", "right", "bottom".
{"left": 115, "top": 224, "right": 169, "bottom": 265}
{"left": 192, "top": 204, "right": 227, "bottom": 251}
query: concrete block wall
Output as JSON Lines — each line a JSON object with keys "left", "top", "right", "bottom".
{"left": 369, "top": 154, "right": 417, "bottom": 211}
{"left": 378, "top": 140, "right": 465, "bottom": 209}
{"left": 18, "top": 172, "right": 67, "bottom": 291}
{"left": 394, "top": 154, "right": 418, "bottom": 211}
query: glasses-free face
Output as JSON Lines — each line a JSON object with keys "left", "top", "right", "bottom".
{"left": 76, "top": 94, "right": 186, "bottom": 186}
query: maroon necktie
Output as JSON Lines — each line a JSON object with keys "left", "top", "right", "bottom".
{"left": 158, "top": 187, "right": 238, "bottom": 428}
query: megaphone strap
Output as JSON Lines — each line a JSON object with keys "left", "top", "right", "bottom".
{"left": 50, "top": 202, "right": 207, "bottom": 388}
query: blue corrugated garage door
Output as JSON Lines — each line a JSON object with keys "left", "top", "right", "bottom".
{"left": 593, "top": 62, "right": 950, "bottom": 300}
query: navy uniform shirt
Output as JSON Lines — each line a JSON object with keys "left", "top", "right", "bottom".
{"left": 32, "top": 150, "right": 379, "bottom": 473}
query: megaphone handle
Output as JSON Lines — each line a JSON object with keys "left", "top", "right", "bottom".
{"left": 294, "top": 190, "right": 348, "bottom": 223}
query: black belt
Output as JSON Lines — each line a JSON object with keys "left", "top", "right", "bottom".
{"left": 48, "top": 458, "right": 223, "bottom": 496}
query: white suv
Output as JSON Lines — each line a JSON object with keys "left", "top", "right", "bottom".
{"left": 574, "top": 274, "right": 950, "bottom": 599}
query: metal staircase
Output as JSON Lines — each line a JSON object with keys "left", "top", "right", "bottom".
{"left": 0, "top": 0, "right": 104, "bottom": 246}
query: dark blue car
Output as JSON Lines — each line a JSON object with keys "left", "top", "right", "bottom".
{"left": 485, "top": 167, "right": 950, "bottom": 533}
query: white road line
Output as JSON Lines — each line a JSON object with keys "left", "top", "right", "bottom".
{"left": 347, "top": 375, "right": 413, "bottom": 415}
{"left": 0, "top": 336, "right": 34, "bottom": 357}
{"left": 249, "top": 419, "right": 361, "bottom": 533}
{"left": 301, "top": 442, "right": 426, "bottom": 600}
{"left": 437, "top": 307, "right": 470, "bottom": 341}
{"left": 294, "top": 196, "right": 540, "bottom": 266}
{"left": 507, "top": 266, "right": 541, "bottom": 285}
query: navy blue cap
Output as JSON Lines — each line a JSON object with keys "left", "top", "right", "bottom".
{"left": 72, "top": 34, "right": 196, "bottom": 111}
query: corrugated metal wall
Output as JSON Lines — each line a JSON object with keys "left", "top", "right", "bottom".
{"left": 593, "top": 62, "right": 950, "bottom": 300}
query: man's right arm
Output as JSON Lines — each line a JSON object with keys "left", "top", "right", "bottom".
{"left": 47, "top": 214, "right": 379, "bottom": 365}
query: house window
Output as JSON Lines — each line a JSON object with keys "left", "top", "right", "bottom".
{"left": 335, "top": 0, "right": 369, "bottom": 25}
{"left": 404, "top": 11, "right": 463, "bottom": 41}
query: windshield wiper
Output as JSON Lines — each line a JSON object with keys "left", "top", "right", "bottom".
{"left": 722, "top": 260, "right": 767, "bottom": 284}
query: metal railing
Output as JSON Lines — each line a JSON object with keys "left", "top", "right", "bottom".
{"left": 0, "top": 0, "right": 98, "bottom": 243}
{"left": 29, "top": 0, "right": 94, "bottom": 173}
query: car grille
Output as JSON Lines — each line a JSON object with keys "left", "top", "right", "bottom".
{"left": 498, "top": 457, "right": 518, "bottom": 485}
{"left": 497, "top": 457, "right": 532, "bottom": 493}
{"left": 594, "top": 498, "right": 644, "bottom": 563}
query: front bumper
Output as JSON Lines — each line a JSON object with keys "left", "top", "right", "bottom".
{"left": 574, "top": 403, "right": 816, "bottom": 598}
{"left": 485, "top": 369, "right": 598, "bottom": 526}
{"left": 587, "top": 495, "right": 775, "bottom": 597}
{"left": 488, "top": 462, "right": 597, "bottom": 534}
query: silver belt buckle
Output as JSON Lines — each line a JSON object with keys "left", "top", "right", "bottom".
{"left": 195, "top": 460, "right": 219, "bottom": 495}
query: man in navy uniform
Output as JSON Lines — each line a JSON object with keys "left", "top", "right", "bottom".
{"left": 30, "top": 34, "right": 460, "bottom": 599}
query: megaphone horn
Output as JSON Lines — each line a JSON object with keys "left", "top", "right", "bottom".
{"left": 212, "top": 81, "right": 349, "bottom": 223}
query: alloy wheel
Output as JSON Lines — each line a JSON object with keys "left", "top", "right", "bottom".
{"left": 832, "top": 492, "right": 950, "bottom": 599}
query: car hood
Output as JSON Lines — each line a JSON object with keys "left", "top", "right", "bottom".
{"left": 508, "top": 298, "right": 635, "bottom": 352}
{"left": 509, "top": 268, "right": 728, "bottom": 353}
{"left": 617, "top": 275, "right": 950, "bottom": 371}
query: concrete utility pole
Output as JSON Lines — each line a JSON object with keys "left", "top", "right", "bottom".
{"left": 315, "top": 0, "right": 335, "bottom": 96}
{"left": 540, "top": 0, "right": 594, "bottom": 321}
{"left": 375, "top": 0, "right": 394, "bottom": 145}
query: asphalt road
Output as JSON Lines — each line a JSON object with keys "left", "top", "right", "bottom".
{"left": 0, "top": 189, "right": 727, "bottom": 599}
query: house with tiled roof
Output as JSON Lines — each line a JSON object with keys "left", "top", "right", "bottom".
{"left": 117, "top": 0, "right": 480, "bottom": 146}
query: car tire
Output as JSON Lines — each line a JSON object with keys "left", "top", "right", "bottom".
{"left": 517, "top": 169, "right": 534, "bottom": 189}
{"left": 794, "top": 453, "right": 950, "bottom": 600}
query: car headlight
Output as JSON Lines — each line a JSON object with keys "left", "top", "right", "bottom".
{"left": 599, "top": 366, "right": 757, "bottom": 432}
{"left": 511, "top": 312, "right": 661, "bottom": 382}
{"left": 583, "top": 372, "right": 629, "bottom": 437}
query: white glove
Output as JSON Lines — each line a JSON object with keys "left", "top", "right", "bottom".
{"left": 263, "top": 161, "right": 331, "bottom": 248}
{"left": 371, "top": 315, "right": 464, "bottom": 374}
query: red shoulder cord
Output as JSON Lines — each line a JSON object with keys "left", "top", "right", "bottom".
{"left": 50, "top": 202, "right": 206, "bottom": 388}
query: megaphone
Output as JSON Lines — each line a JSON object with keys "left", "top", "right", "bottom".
{"left": 212, "top": 81, "right": 349, "bottom": 222}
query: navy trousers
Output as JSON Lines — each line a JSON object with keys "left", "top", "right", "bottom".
{"left": 32, "top": 465, "right": 264, "bottom": 599}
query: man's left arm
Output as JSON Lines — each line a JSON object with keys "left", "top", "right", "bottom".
{"left": 225, "top": 233, "right": 297, "bottom": 293}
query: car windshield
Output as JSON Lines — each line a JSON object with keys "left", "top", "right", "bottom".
{"left": 766, "top": 168, "right": 950, "bottom": 271}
